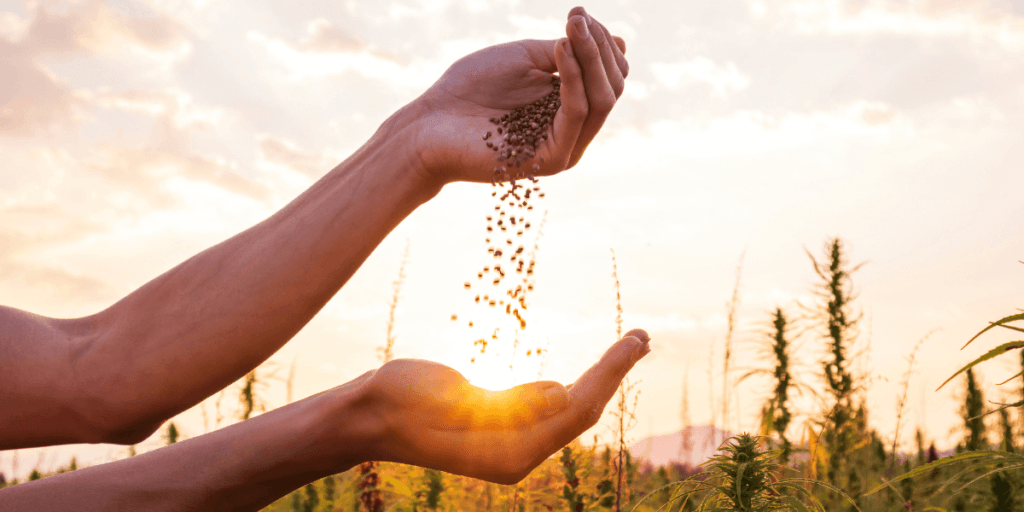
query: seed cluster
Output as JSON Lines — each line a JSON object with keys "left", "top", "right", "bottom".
{"left": 485, "top": 76, "right": 561, "bottom": 176}
{"left": 453, "top": 76, "right": 560, "bottom": 363}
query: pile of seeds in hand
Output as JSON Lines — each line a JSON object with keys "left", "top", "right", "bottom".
{"left": 453, "top": 75, "right": 561, "bottom": 362}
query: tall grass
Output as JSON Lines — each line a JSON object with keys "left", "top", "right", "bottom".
{"left": 610, "top": 249, "right": 640, "bottom": 512}
{"left": 721, "top": 253, "right": 744, "bottom": 437}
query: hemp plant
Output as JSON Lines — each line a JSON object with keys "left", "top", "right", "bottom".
{"left": 807, "top": 237, "right": 864, "bottom": 495}
{"left": 559, "top": 445, "right": 613, "bottom": 512}
{"left": 868, "top": 301, "right": 1024, "bottom": 507}
{"left": 738, "top": 307, "right": 807, "bottom": 464}
{"left": 638, "top": 433, "right": 857, "bottom": 512}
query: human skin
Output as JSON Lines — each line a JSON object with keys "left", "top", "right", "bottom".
{"left": 0, "top": 331, "right": 651, "bottom": 511}
{"left": 0, "top": 6, "right": 636, "bottom": 510}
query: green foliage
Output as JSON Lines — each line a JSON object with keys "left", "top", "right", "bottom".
{"left": 937, "top": 341, "right": 1024, "bottom": 393}
{"left": 165, "top": 421, "right": 180, "bottom": 445}
{"left": 768, "top": 308, "right": 793, "bottom": 463}
{"left": 637, "top": 434, "right": 858, "bottom": 512}
{"left": 808, "top": 238, "right": 863, "bottom": 496}
{"left": 963, "top": 369, "right": 988, "bottom": 452}
{"left": 422, "top": 469, "right": 444, "bottom": 510}
{"left": 240, "top": 370, "right": 258, "bottom": 421}
{"left": 559, "top": 445, "right": 614, "bottom": 512}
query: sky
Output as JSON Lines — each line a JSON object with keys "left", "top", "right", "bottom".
{"left": 2, "top": 0, "right": 1023, "bottom": 479}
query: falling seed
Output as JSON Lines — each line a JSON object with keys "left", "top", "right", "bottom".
{"left": 451, "top": 314, "right": 458, "bottom": 321}
{"left": 464, "top": 282, "right": 471, "bottom": 289}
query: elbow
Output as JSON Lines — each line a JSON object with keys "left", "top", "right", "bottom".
{"left": 73, "top": 391, "right": 165, "bottom": 446}
{"left": 101, "top": 420, "right": 163, "bottom": 446}
{"left": 62, "top": 316, "right": 165, "bottom": 446}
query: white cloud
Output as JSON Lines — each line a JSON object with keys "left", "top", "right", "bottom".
{"left": 506, "top": 14, "right": 563, "bottom": 39}
{"left": 751, "top": 0, "right": 1024, "bottom": 50}
{"left": 248, "top": 30, "right": 444, "bottom": 87}
{"left": 596, "top": 101, "right": 912, "bottom": 163}
{"left": 651, "top": 57, "right": 751, "bottom": 98}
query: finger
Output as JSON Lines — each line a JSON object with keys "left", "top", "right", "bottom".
{"left": 564, "top": 334, "right": 650, "bottom": 428}
{"left": 568, "top": 6, "right": 627, "bottom": 75}
{"left": 613, "top": 36, "right": 626, "bottom": 55}
{"left": 550, "top": 37, "right": 587, "bottom": 171}
{"left": 623, "top": 328, "right": 650, "bottom": 342}
{"left": 578, "top": 8, "right": 628, "bottom": 88}
{"left": 566, "top": 14, "right": 617, "bottom": 168}
{"left": 584, "top": 18, "right": 625, "bottom": 99}
{"left": 595, "top": 20, "right": 629, "bottom": 80}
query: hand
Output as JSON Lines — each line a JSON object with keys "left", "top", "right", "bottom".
{"left": 412, "top": 7, "right": 629, "bottom": 185}
{"left": 358, "top": 329, "right": 650, "bottom": 484}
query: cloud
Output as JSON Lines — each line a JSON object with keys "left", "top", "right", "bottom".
{"left": 749, "top": 0, "right": 1024, "bottom": 50}
{"left": 298, "top": 19, "right": 364, "bottom": 53}
{"left": 248, "top": 19, "right": 449, "bottom": 86}
{"left": 0, "top": 41, "right": 84, "bottom": 136}
{"left": 0, "top": 202, "right": 112, "bottom": 306}
{"left": 256, "top": 135, "right": 327, "bottom": 178}
{"left": 16, "top": 0, "right": 191, "bottom": 57}
{"left": 651, "top": 57, "right": 751, "bottom": 98}
{"left": 0, "top": 0, "right": 194, "bottom": 136}
{"left": 71, "top": 87, "right": 267, "bottom": 205}
{"left": 87, "top": 141, "right": 267, "bottom": 208}
{"left": 593, "top": 100, "right": 912, "bottom": 163}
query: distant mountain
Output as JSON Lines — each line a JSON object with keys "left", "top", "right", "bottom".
{"left": 629, "top": 425, "right": 735, "bottom": 469}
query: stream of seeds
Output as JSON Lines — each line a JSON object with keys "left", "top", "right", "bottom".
{"left": 453, "top": 76, "right": 560, "bottom": 363}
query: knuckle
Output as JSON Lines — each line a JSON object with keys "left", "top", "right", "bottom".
{"left": 611, "top": 77, "right": 625, "bottom": 98}
{"left": 593, "top": 93, "right": 616, "bottom": 113}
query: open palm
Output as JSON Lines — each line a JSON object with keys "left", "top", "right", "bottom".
{"left": 361, "top": 329, "right": 650, "bottom": 485}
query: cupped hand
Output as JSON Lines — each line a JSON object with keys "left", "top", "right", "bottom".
{"left": 361, "top": 329, "right": 650, "bottom": 485}
{"left": 413, "top": 7, "right": 629, "bottom": 184}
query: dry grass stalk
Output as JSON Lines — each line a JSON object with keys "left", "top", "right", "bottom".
{"left": 379, "top": 240, "right": 409, "bottom": 364}
{"left": 609, "top": 249, "right": 639, "bottom": 512}
{"left": 888, "top": 331, "right": 935, "bottom": 477}
{"left": 722, "top": 251, "right": 745, "bottom": 436}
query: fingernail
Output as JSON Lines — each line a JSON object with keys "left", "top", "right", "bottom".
{"left": 544, "top": 386, "right": 569, "bottom": 412}
{"left": 624, "top": 328, "right": 650, "bottom": 343}
{"left": 561, "top": 39, "right": 575, "bottom": 61}
{"left": 574, "top": 16, "right": 590, "bottom": 39}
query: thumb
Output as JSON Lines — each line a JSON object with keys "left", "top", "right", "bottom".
{"left": 566, "top": 329, "right": 651, "bottom": 428}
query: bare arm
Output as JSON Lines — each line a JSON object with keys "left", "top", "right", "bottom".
{"left": 0, "top": 102, "right": 439, "bottom": 449}
{"left": 0, "top": 332, "right": 651, "bottom": 512}
{"left": 0, "top": 9, "right": 629, "bottom": 449}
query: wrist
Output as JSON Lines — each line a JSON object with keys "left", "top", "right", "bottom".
{"left": 369, "top": 96, "right": 448, "bottom": 193}
{"left": 312, "top": 372, "right": 387, "bottom": 472}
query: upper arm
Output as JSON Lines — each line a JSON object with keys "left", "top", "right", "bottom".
{"left": 0, "top": 306, "right": 105, "bottom": 449}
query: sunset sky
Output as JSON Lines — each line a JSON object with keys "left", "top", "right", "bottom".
{"left": 2, "top": 0, "right": 1023, "bottom": 479}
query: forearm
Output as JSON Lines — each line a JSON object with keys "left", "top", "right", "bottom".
{"left": 0, "top": 377, "right": 377, "bottom": 511}
{"left": 3, "top": 99, "right": 440, "bottom": 448}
